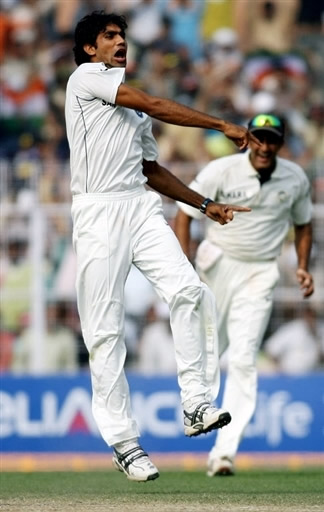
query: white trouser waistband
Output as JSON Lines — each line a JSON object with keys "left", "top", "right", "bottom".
{"left": 72, "top": 186, "right": 146, "bottom": 203}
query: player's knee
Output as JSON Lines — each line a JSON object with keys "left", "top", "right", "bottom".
{"left": 87, "top": 300, "right": 124, "bottom": 344}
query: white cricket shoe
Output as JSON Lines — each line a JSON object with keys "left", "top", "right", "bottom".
{"left": 207, "top": 456, "right": 235, "bottom": 476}
{"left": 112, "top": 446, "right": 159, "bottom": 482}
{"left": 183, "top": 401, "right": 231, "bottom": 437}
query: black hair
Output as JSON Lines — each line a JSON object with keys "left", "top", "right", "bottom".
{"left": 73, "top": 10, "right": 128, "bottom": 66}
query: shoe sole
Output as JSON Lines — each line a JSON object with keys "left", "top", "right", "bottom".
{"left": 112, "top": 456, "right": 160, "bottom": 482}
{"left": 216, "top": 468, "right": 235, "bottom": 476}
{"left": 207, "top": 467, "right": 235, "bottom": 477}
{"left": 184, "top": 411, "right": 232, "bottom": 437}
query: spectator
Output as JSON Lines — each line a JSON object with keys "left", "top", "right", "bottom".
{"left": 0, "top": 226, "right": 32, "bottom": 336}
{"left": 136, "top": 302, "right": 177, "bottom": 375}
{"left": 263, "top": 305, "right": 324, "bottom": 374}
{"left": 127, "top": 0, "right": 164, "bottom": 62}
{"left": 0, "top": 5, "right": 48, "bottom": 160}
{"left": 162, "top": 0, "right": 205, "bottom": 61}
{"left": 0, "top": 328, "right": 15, "bottom": 372}
{"left": 11, "top": 300, "right": 78, "bottom": 373}
{"left": 234, "top": 0, "right": 301, "bottom": 54}
{"left": 124, "top": 265, "right": 157, "bottom": 365}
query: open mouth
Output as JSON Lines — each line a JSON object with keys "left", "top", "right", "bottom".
{"left": 257, "top": 153, "right": 271, "bottom": 161}
{"left": 114, "top": 49, "right": 126, "bottom": 61}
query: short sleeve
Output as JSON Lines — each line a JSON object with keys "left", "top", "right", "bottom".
{"left": 291, "top": 175, "right": 313, "bottom": 225}
{"left": 75, "top": 64, "right": 125, "bottom": 105}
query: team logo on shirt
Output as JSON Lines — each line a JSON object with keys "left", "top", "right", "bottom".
{"left": 135, "top": 110, "right": 143, "bottom": 117}
{"left": 102, "top": 99, "right": 116, "bottom": 107}
{"left": 219, "top": 190, "right": 247, "bottom": 200}
{"left": 278, "top": 191, "right": 288, "bottom": 202}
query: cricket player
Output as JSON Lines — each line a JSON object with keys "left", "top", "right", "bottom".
{"left": 175, "top": 113, "right": 314, "bottom": 476}
{"left": 65, "top": 11, "right": 259, "bottom": 482}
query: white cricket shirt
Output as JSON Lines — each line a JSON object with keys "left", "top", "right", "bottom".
{"left": 178, "top": 151, "right": 312, "bottom": 261}
{"left": 65, "top": 63, "right": 159, "bottom": 194}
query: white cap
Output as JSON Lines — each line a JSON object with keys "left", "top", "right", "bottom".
{"left": 250, "top": 91, "right": 277, "bottom": 114}
{"left": 211, "top": 28, "right": 238, "bottom": 47}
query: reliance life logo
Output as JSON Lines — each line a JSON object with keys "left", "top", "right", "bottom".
{"left": 0, "top": 379, "right": 318, "bottom": 451}
{"left": 0, "top": 388, "right": 98, "bottom": 437}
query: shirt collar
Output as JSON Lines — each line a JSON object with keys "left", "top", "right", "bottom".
{"left": 244, "top": 150, "right": 260, "bottom": 177}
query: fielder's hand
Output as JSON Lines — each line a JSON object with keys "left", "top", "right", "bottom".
{"left": 296, "top": 268, "right": 314, "bottom": 298}
{"left": 206, "top": 202, "right": 251, "bottom": 225}
{"left": 223, "top": 121, "right": 261, "bottom": 150}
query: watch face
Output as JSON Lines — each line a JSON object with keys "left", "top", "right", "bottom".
{"left": 200, "top": 198, "right": 213, "bottom": 213}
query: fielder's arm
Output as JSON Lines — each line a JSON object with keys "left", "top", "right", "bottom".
{"left": 116, "top": 84, "right": 260, "bottom": 150}
{"left": 142, "top": 160, "right": 251, "bottom": 227}
{"left": 294, "top": 222, "right": 314, "bottom": 297}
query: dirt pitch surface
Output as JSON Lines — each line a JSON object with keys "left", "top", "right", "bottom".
{"left": 1, "top": 469, "right": 323, "bottom": 512}
{"left": 2, "top": 499, "right": 324, "bottom": 512}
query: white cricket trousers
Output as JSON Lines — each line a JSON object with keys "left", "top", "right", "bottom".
{"left": 198, "top": 253, "right": 279, "bottom": 461}
{"left": 72, "top": 187, "right": 220, "bottom": 446}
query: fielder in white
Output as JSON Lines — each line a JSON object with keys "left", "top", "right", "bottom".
{"left": 175, "top": 113, "right": 314, "bottom": 476}
{"left": 65, "top": 11, "right": 259, "bottom": 482}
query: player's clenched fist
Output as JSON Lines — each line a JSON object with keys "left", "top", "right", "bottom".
{"left": 205, "top": 202, "right": 251, "bottom": 225}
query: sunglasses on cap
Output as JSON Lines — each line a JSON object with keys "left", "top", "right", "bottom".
{"left": 248, "top": 114, "right": 285, "bottom": 139}
{"left": 249, "top": 114, "right": 282, "bottom": 128}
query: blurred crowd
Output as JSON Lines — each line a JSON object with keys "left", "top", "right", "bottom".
{"left": 0, "top": 0, "right": 323, "bottom": 374}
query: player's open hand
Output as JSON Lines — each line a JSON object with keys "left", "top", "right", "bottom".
{"left": 223, "top": 121, "right": 261, "bottom": 150}
{"left": 296, "top": 268, "right": 314, "bottom": 298}
{"left": 206, "top": 202, "right": 251, "bottom": 225}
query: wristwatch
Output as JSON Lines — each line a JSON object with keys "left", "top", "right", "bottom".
{"left": 199, "top": 198, "right": 213, "bottom": 214}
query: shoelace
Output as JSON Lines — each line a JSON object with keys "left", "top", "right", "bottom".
{"left": 184, "top": 401, "right": 213, "bottom": 424}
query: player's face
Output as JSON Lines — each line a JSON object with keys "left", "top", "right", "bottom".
{"left": 249, "top": 131, "right": 283, "bottom": 172}
{"left": 84, "top": 24, "right": 127, "bottom": 68}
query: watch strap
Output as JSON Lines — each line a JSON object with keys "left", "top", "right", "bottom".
{"left": 199, "top": 198, "right": 213, "bottom": 214}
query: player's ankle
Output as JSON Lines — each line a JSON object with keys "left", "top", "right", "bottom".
{"left": 113, "top": 437, "right": 139, "bottom": 454}
{"left": 183, "top": 395, "right": 207, "bottom": 413}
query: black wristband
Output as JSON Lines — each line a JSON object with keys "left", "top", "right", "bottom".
{"left": 199, "top": 198, "right": 213, "bottom": 214}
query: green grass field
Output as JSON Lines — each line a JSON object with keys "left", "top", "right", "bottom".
{"left": 1, "top": 469, "right": 323, "bottom": 512}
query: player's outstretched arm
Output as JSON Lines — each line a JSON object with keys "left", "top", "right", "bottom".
{"left": 116, "top": 84, "right": 260, "bottom": 150}
{"left": 143, "top": 160, "right": 251, "bottom": 226}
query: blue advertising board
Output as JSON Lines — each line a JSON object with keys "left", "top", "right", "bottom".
{"left": 1, "top": 373, "right": 323, "bottom": 453}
